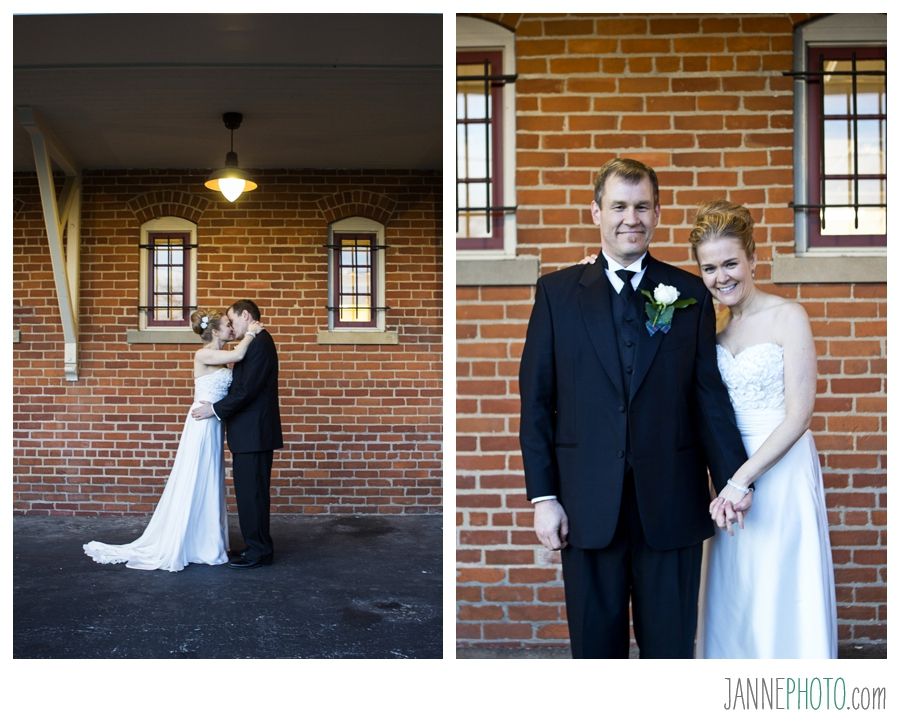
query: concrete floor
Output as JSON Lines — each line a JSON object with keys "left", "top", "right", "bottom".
{"left": 14, "top": 514, "right": 442, "bottom": 659}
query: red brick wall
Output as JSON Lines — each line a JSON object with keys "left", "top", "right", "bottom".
{"left": 457, "top": 14, "right": 886, "bottom": 650}
{"left": 14, "top": 168, "right": 442, "bottom": 516}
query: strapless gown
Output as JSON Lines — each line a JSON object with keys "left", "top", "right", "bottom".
{"left": 83, "top": 368, "right": 232, "bottom": 572}
{"left": 698, "top": 343, "right": 837, "bottom": 658}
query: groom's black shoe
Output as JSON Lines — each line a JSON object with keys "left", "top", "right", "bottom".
{"left": 227, "top": 554, "right": 273, "bottom": 569}
{"left": 227, "top": 548, "right": 250, "bottom": 562}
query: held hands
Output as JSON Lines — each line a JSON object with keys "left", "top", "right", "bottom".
{"left": 533, "top": 499, "right": 569, "bottom": 551}
{"left": 709, "top": 482, "right": 754, "bottom": 536}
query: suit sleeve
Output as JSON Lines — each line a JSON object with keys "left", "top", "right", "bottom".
{"left": 213, "top": 332, "right": 277, "bottom": 422}
{"left": 692, "top": 292, "right": 748, "bottom": 493}
{"left": 519, "top": 278, "right": 561, "bottom": 501}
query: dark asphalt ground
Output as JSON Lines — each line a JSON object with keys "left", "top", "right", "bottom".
{"left": 14, "top": 514, "right": 442, "bottom": 659}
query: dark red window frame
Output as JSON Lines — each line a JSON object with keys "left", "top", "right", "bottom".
{"left": 333, "top": 232, "right": 377, "bottom": 329}
{"left": 456, "top": 50, "right": 505, "bottom": 251}
{"left": 806, "top": 45, "right": 886, "bottom": 248}
{"left": 147, "top": 231, "right": 191, "bottom": 327}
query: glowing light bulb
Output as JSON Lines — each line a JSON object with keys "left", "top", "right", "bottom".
{"left": 218, "top": 177, "right": 246, "bottom": 202}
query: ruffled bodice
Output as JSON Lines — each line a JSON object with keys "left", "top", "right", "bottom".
{"left": 194, "top": 367, "right": 232, "bottom": 404}
{"left": 716, "top": 342, "right": 785, "bottom": 414}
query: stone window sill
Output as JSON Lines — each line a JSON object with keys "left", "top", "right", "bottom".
{"left": 456, "top": 256, "right": 540, "bottom": 286}
{"left": 126, "top": 329, "right": 197, "bottom": 344}
{"left": 317, "top": 330, "right": 399, "bottom": 345}
{"left": 771, "top": 254, "right": 886, "bottom": 284}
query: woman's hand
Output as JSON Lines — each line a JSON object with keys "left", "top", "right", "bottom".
{"left": 578, "top": 253, "right": 598, "bottom": 265}
{"left": 247, "top": 321, "right": 265, "bottom": 337}
{"left": 709, "top": 488, "right": 753, "bottom": 535}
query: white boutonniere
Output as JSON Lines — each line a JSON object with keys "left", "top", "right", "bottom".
{"left": 640, "top": 283, "right": 696, "bottom": 336}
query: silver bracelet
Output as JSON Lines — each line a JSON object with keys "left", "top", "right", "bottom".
{"left": 725, "top": 478, "right": 751, "bottom": 495}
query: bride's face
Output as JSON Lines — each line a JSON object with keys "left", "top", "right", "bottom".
{"left": 215, "top": 317, "right": 236, "bottom": 342}
{"left": 695, "top": 235, "right": 756, "bottom": 308}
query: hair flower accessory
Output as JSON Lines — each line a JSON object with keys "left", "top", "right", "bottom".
{"left": 200, "top": 315, "right": 209, "bottom": 330}
{"left": 640, "top": 283, "right": 696, "bottom": 336}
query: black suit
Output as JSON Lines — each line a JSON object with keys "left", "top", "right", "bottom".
{"left": 519, "top": 255, "right": 746, "bottom": 657}
{"left": 213, "top": 329, "right": 283, "bottom": 561}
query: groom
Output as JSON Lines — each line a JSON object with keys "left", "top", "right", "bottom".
{"left": 193, "top": 299, "right": 283, "bottom": 569}
{"left": 519, "top": 158, "right": 747, "bottom": 657}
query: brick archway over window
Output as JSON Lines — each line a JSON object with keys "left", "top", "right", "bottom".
{"left": 316, "top": 190, "right": 397, "bottom": 226}
{"left": 127, "top": 191, "right": 210, "bottom": 225}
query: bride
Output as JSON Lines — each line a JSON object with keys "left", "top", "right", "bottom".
{"left": 83, "top": 309, "right": 262, "bottom": 572}
{"left": 690, "top": 200, "right": 837, "bottom": 658}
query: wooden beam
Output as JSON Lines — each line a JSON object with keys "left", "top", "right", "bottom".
{"left": 66, "top": 182, "right": 81, "bottom": 315}
{"left": 57, "top": 175, "right": 78, "bottom": 236}
{"left": 17, "top": 106, "right": 81, "bottom": 380}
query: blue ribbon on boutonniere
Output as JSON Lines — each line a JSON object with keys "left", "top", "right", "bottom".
{"left": 641, "top": 283, "right": 697, "bottom": 335}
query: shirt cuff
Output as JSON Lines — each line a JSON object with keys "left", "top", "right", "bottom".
{"left": 530, "top": 495, "right": 557, "bottom": 504}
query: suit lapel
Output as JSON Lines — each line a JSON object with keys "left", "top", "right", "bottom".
{"left": 578, "top": 261, "right": 626, "bottom": 399}
{"left": 629, "top": 257, "right": 665, "bottom": 401}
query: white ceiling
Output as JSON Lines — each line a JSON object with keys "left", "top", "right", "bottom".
{"left": 13, "top": 13, "right": 442, "bottom": 172}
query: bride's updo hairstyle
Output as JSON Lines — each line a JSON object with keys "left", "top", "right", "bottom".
{"left": 190, "top": 309, "right": 223, "bottom": 342}
{"left": 688, "top": 200, "right": 756, "bottom": 262}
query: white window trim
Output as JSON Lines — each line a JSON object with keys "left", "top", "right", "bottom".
{"left": 318, "top": 216, "right": 397, "bottom": 345}
{"left": 456, "top": 16, "right": 517, "bottom": 261}
{"left": 777, "top": 14, "right": 886, "bottom": 284}
{"left": 129, "top": 216, "right": 198, "bottom": 344}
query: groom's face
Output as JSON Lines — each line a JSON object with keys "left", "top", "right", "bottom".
{"left": 591, "top": 174, "right": 659, "bottom": 266}
{"left": 228, "top": 309, "right": 250, "bottom": 339}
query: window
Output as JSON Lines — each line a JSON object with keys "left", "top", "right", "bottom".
{"left": 457, "top": 50, "right": 505, "bottom": 251}
{"left": 333, "top": 232, "right": 377, "bottom": 328}
{"left": 138, "top": 217, "right": 197, "bottom": 330}
{"left": 456, "top": 16, "right": 516, "bottom": 258}
{"left": 790, "top": 14, "right": 886, "bottom": 254}
{"left": 146, "top": 232, "right": 190, "bottom": 325}
{"left": 805, "top": 46, "right": 886, "bottom": 247}
{"left": 326, "top": 217, "right": 386, "bottom": 333}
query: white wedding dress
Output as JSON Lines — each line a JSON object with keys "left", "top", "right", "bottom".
{"left": 83, "top": 368, "right": 232, "bottom": 572}
{"left": 698, "top": 343, "right": 837, "bottom": 658}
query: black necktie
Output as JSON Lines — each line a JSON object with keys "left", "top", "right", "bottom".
{"left": 616, "top": 269, "right": 637, "bottom": 299}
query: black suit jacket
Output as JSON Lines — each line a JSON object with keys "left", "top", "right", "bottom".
{"left": 214, "top": 329, "right": 284, "bottom": 454}
{"left": 519, "top": 255, "right": 747, "bottom": 550}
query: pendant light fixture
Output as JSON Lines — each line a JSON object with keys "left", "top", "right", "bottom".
{"left": 205, "top": 112, "right": 258, "bottom": 202}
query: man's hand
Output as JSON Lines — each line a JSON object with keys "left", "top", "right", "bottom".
{"left": 533, "top": 499, "right": 569, "bottom": 551}
{"left": 191, "top": 401, "right": 214, "bottom": 420}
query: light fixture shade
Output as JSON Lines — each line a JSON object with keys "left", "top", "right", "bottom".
{"left": 205, "top": 165, "right": 258, "bottom": 202}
